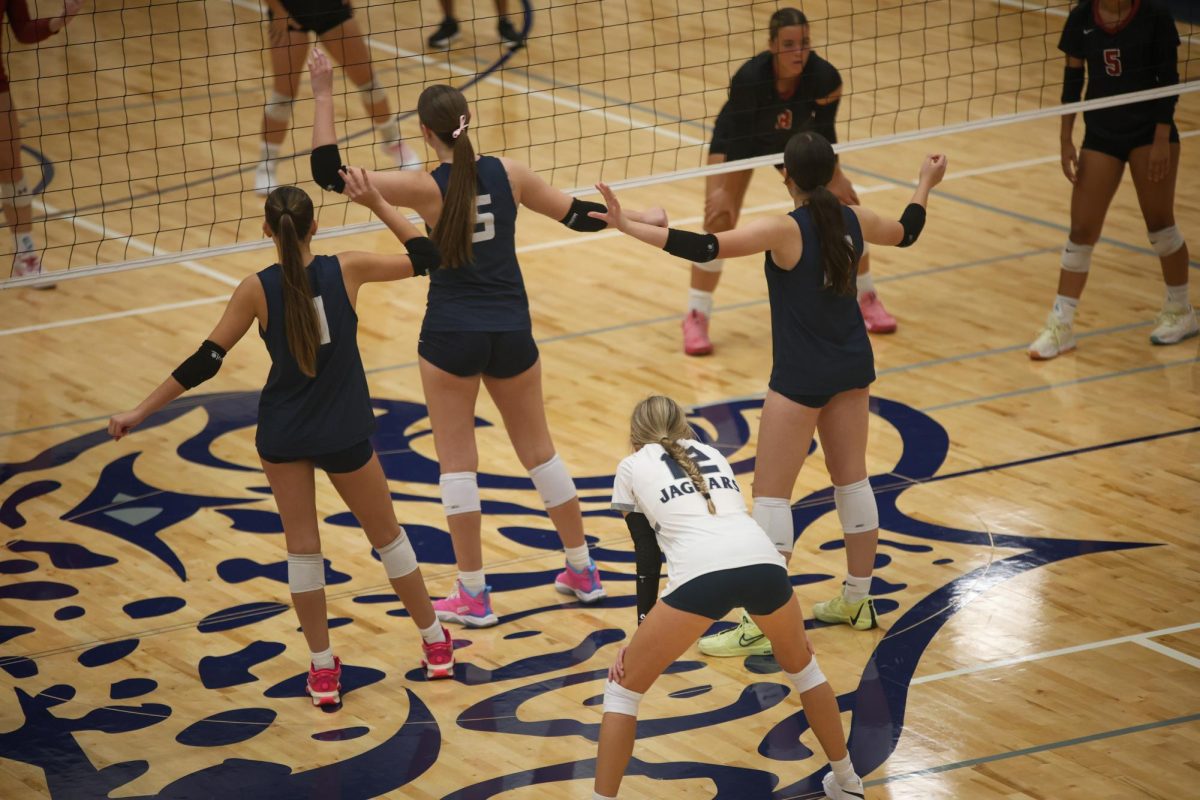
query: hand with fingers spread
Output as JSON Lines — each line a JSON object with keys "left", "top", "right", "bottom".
{"left": 342, "top": 166, "right": 384, "bottom": 212}
{"left": 308, "top": 47, "right": 333, "bottom": 98}
{"left": 588, "top": 182, "right": 626, "bottom": 231}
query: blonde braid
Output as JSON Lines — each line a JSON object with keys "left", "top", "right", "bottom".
{"left": 660, "top": 437, "right": 716, "bottom": 515}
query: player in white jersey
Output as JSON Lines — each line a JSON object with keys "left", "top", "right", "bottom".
{"left": 593, "top": 395, "right": 865, "bottom": 800}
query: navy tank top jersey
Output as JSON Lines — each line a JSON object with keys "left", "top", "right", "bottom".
{"left": 424, "top": 155, "right": 530, "bottom": 332}
{"left": 765, "top": 205, "right": 875, "bottom": 396}
{"left": 255, "top": 255, "right": 375, "bottom": 458}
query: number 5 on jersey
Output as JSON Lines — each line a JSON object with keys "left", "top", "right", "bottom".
{"left": 474, "top": 194, "right": 496, "bottom": 243}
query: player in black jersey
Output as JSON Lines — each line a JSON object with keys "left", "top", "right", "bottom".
{"left": 1028, "top": 0, "right": 1194, "bottom": 359}
{"left": 591, "top": 132, "right": 945, "bottom": 658}
{"left": 683, "top": 8, "right": 896, "bottom": 358}
{"left": 107, "top": 170, "right": 454, "bottom": 707}
{"left": 306, "top": 49, "right": 666, "bottom": 627}
{"left": 254, "top": 0, "right": 422, "bottom": 196}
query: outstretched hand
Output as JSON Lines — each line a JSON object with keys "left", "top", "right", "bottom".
{"left": 308, "top": 47, "right": 333, "bottom": 97}
{"left": 588, "top": 182, "right": 625, "bottom": 231}
{"left": 342, "top": 166, "right": 383, "bottom": 210}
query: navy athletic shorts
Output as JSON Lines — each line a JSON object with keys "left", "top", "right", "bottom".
{"left": 418, "top": 329, "right": 540, "bottom": 378}
{"left": 1082, "top": 122, "right": 1179, "bottom": 163}
{"left": 270, "top": 0, "right": 353, "bottom": 35}
{"left": 259, "top": 438, "right": 373, "bottom": 474}
{"left": 662, "top": 563, "right": 793, "bottom": 620}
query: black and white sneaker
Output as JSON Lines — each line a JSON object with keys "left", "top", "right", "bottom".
{"left": 822, "top": 772, "right": 866, "bottom": 799}
{"left": 427, "top": 17, "right": 460, "bottom": 49}
{"left": 498, "top": 17, "right": 525, "bottom": 46}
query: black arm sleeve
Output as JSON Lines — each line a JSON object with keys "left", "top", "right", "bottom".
{"left": 664, "top": 228, "right": 720, "bottom": 262}
{"left": 560, "top": 198, "right": 608, "bottom": 232}
{"left": 404, "top": 236, "right": 441, "bottom": 276}
{"left": 172, "top": 340, "right": 226, "bottom": 389}
{"left": 1061, "top": 66, "right": 1084, "bottom": 104}
{"left": 310, "top": 144, "right": 346, "bottom": 193}
{"left": 625, "top": 512, "right": 663, "bottom": 625}
{"left": 897, "top": 203, "right": 926, "bottom": 248}
{"left": 1153, "top": 14, "right": 1181, "bottom": 126}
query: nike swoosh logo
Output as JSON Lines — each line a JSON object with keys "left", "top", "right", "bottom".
{"left": 1083, "top": 27, "right": 1095, "bottom": 34}
{"left": 738, "top": 633, "right": 765, "bottom": 647}
{"left": 849, "top": 606, "right": 864, "bottom": 626}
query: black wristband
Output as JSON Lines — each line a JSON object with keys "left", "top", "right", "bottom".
{"left": 898, "top": 203, "right": 926, "bottom": 248}
{"left": 404, "top": 236, "right": 441, "bottom": 276}
{"left": 1061, "top": 66, "right": 1084, "bottom": 104}
{"left": 310, "top": 144, "right": 346, "bottom": 193}
{"left": 664, "top": 228, "right": 720, "bottom": 262}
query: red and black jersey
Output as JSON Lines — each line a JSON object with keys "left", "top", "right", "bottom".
{"left": 710, "top": 51, "right": 842, "bottom": 161}
{"left": 1, "top": 0, "right": 58, "bottom": 93}
{"left": 1059, "top": 0, "right": 1180, "bottom": 135}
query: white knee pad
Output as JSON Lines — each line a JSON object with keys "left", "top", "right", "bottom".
{"left": 753, "top": 497, "right": 794, "bottom": 554}
{"left": 529, "top": 454, "right": 576, "bottom": 509}
{"left": 287, "top": 552, "right": 325, "bottom": 594}
{"left": 357, "top": 78, "right": 390, "bottom": 108}
{"left": 603, "top": 680, "right": 643, "bottom": 717}
{"left": 264, "top": 89, "right": 295, "bottom": 124}
{"left": 833, "top": 478, "right": 878, "bottom": 534}
{"left": 440, "top": 472, "right": 481, "bottom": 516}
{"left": 0, "top": 178, "right": 31, "bottom": 209}
{"left": 1060, "top": 241, "right": 1093, "bottom": 273}
{"left": 693, "top": 257, "right": 724, "bottom": 274}
{"left": 1149, "top": 225, "right": 1185, "bottom": 258}
{"left": 786, "top": 657, "right": 827, "bottom": 695}
{"left": 376, "top": 528, "right": 419, "bottom": 579}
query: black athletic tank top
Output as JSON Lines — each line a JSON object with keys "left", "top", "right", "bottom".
{"left": 255, "top": 255, "right": 375, "bottom": 457}
{"left": 765, "top": 205, "right": 875, "bottom": 396}
{"left": 423, "top": 155, "right": 529, "bottom": 332}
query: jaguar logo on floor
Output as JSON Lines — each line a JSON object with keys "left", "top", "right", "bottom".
{"left": 0, "top": 392, "right": 1152, "bottom": 798}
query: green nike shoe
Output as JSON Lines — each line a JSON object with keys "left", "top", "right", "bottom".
{"left": 812, "top": 594, "right": 878, "bottom": 631}
{"left": 697, "top": 612, "right": 773, "bottom": 657}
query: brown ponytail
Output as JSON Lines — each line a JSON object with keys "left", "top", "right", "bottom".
{"left": 784, "top": 132, "right": 858, "bottom": 297}
{"left": 418, "top": 85, "right": 477, "bottom": 269}
{"left": 630, "top": 395, "right": 717, "bottom": 516}
{"left": 265, "top": 186, "right": 320, "bottom": 377}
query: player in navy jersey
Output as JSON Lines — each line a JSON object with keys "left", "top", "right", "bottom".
{"left": 1029, "top": 0, "right": 1194, "bottom": 358}
{"left": 253, "top": 0, "right": 422, "bottom": 195}
{"left": 594, "top": 395, "right": 865, "bottom": 800}
{"left": 305, "top": 49, "right": 666, "bottom": 627}
{"left": 683, "top": 7, "right": 897, "bottom": 357}
{"left": 107, "top": 169, "right": 454, "bottom": 707}
{"left": 591, "top": 132, "right": 945, "bottom": 658}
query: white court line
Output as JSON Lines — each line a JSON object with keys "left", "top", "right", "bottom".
{"left": 38, "top": 201, "right": 240, "bottom": 289}
{"left": 1134, "top": 638, "right": 1200, "bottom": 669}
{"left": 911, "top": 621, "right": 1200, "bottom": 685}
{"left": 226, "top": 0, "right": 705, "bottom": 147}
{"left": 991, "top": 0, "right": 1200, "bottom": 46}
{"left": 0, "top": 295, "right": 232, "bottom": 337}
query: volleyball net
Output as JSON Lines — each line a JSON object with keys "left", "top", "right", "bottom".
{"left": 2, "top": 0, "right": 1197, "bottom": 287}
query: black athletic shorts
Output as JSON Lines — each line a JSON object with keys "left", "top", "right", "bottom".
{"left": 1082, "top": 122, "right": 1179, "bottom": 163}
{"left": 661, "top": 563, "right": 793, "bottom": 620}
{"left": 773, "top": 383, "right": 871, "bottom": 409}
{"left": 259, "top": 438, "right": 373, "bottom": 473}
{"left": 269, "top": 0, "right": 353, "bottom": 35}
{"left": 418, "top": 329, "right": 540, "bottom": 378}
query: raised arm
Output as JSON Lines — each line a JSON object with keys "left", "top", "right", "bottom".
{"left": 851, "top": 154, "right": 946, "bottom": 247}
{"left": 337, "top": 167, "right": 441, "bottom": 288}
{"left": 7, "top": 0, "right": 81, "bottom": 43}
{"left": 108, "top": 277, "right": 260, "bottom": 440}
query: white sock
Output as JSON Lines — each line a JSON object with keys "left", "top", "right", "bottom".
{"left": 830, "top": 755, "right": 858, "bottom": 785}
{"left": 458, "top": 568, "right": 486, "bottom": 595}
{"left": 1166, "top": 283, "right": 1190, "bottom": 309}
{"left": 1052, "top": 294, "right": 1078, "bottom": 325}
{"left": 15, "top": 233, "right": 35, "bottom": 253}
{"left": 260, "top": 141, "right": 281, "bottom": 165}
{"left": 687, "top": 288, "right": 714, "bottom": 317}
{"left": 592, "top": 793, "right": 617, "bottom": 800}
{"left": 564, "top": 544, "right": 592, "bottom": 571}
{"left": 376, "top": 117, "right": 401, "bottom": 145}
{"left": 310, "top": 646, "right": 335, "bottom": 670}
{"left": 418, "top": 620, "right": 446, "bottom": 644}
{"left": 843, "top": 574, "right": 872, "bottom": 604}
{"left": 856, "top": 271, "right": 876, "bottom": 298}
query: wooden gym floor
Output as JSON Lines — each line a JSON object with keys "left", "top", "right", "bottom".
{"left": 1, "top": 1, "right": 1197, "bottom": 798}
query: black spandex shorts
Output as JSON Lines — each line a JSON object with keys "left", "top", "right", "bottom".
{"left": 270, "top": 0, "right": 353, "bottom": 35}
{"left": 418, "top": 329, "right": 540, "bottom": 378}
{"left": 661, "top": 563, "right": 793, "bottom": 620}
{"left": 772, "top": 383, "right": 871, "bottom": 409}
{"left": 259, "top": 438, "right": 373, "bottom": 474}
{"left": 1082, "top": 123, "right": 1179, "bottom": 163}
